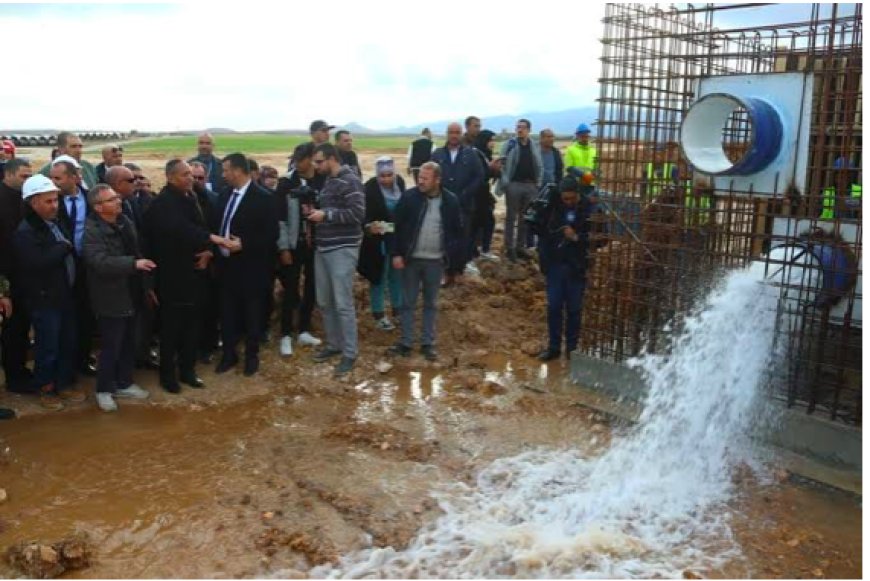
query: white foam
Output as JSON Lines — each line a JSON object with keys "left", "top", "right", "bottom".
{"left": 314, "top": 270, "right": 779, "bottom": 578}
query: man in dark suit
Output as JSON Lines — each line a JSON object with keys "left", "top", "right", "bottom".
{"left": 49, "top": 157, "right": 96, "bottom": 378}
{"left": 143, "top": 159, "right": 228, "bottom": 393}
{"left": 213, "top": 153, "right": 278, "bottom": 377}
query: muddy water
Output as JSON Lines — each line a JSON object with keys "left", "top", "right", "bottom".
{"left": 0, "top": 356, "right": 861, "bottom": 579}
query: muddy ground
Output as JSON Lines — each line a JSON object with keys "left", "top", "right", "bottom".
{"left": 0, "top": 147, "right": 861, "bottom": 579}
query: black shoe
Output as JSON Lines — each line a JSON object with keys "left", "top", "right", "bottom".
{"left": 243, "top": 358, "right": 259, "bottom": 377}
{"left": 215, "top": 356, "right": 238, "bottom": 374}
{"left": 312, "top": 347, "right": 342, "bottom": 363}
{"left": 538, "top": 348, "right": 561, "bottom": 361}
{"left": 0, "top": 408, "right": 16, "bottom": 420}
{"left": 386, "top": 343, "right": 412, "bottom": 357}
{"left": 420, "top": 345, "right": 438, "bottom": 362}
{"left": 333, "top": 357, "right": 356, "bottom": 376}
{"left": 79, "top": 362, "right": 97, "bottom": 377}
{"left": 180, "top": 374, "right": 205, "bottom": 388}
{"left": 161, "top": 381, "right": 182, "bottom": 394}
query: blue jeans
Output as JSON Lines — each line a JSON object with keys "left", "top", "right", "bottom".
{"left": 400, "top": 258, "right": 443, "bottom": 348}
{"left": 30, "top": 304, "right": 77, "bottom": 391}
{"left": 545, "top": 264, "right": 586, "bottom": 353}
{"left": 370, "top": 252, "right": 403, "bottom": 318}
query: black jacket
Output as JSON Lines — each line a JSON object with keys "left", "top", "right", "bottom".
{"left": 142, "top": 184, "right": 212, "bottom": 305}
{"left": 358, "top": 176, "right": 406, "bottom": 284}
{"left": 392, "top": 187, "right": 465, "bottom": 274}
{"left": 431, "top": 145, "right": 484, "bottom": 214}
{"left": 95, "top": 162, "right": 107, "bottom": 184}
{"left": 0, "top": 181, "right": 25, "bottom": 280}
{"left": 538, "top": 198, "right": 593, "bottom": 278}
{"left": 213, "top": 181, "right": 278, "bottom": 292}
{"left": 12, "top": 211, "right": 75, "bottom": 310}
{"left": 82, "top": 213, "right": 145, "bottom": 318}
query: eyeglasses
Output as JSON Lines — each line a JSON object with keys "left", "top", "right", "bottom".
{"left": 379, "top": 172, "right": 395, "bottom": 178}
{"left": 193, "top": 176, "right": 206, "bottom": 181}
{"left": 96, "top": 194, "right": 121, "bottom": 204}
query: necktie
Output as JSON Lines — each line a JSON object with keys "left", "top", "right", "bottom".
{"left": 68, "top": 196, "right": 80, "bottom": 253}
{"left": 219, "top": 192, "right": 240, "bottom": 256}
{"left": 48, "top": 222, "right": 76, "bottom": 286}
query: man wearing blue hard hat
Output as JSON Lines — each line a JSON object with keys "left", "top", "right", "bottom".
{"left": 564, "top": 123, "right": 598, "bottom": 179}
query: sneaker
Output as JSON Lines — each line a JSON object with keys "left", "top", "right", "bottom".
{"left": 479, "top": 252, "right": 500, "bottom": 262}
{"left": 312, "top": 347, "right": 342, "bottom": 362}
{"left": 58, "top": 388, "right": 87, "bottom": 403}
{"left": 376, "top": 317, "right": 395, "bottom": 331}
{"left": 464, "top": 263, "right": 481, "bottom": 277}
{"left": 115, "top": 384, "right": 150, "bottom": 399}
{"left": 40, "top": 389, "right": 64, "bottom": 411}
{"left": 334, "top": 357, "right": 356, "bottom": 376}
{"left": 420, "top": 345, "right": 438, "bottom": 361}
{"left": 297, "top": 332, "right": 322, "bottom": 347}
{"left": 386, "top": 343, "right": 412, "bottom": 357}
{"left": 96, "top": 392, "right": 118, "bottom": 412}
{"left": 280, "top": 335, "right": 293, "bottom": 356}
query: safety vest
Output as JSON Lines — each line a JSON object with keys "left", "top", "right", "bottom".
{"left": 645, "top": 162, "right": 674, "bottom": 196}
{"left": 683, "top": 183, "right": 713, "bottom": 226}
{"left": 820, "top": 184, "right": 862, "bottom": 220}
{"left": 564, "top": 142, "right": 598, "bottom": 174}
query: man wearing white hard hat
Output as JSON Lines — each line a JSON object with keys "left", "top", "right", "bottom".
{"left": 12, "top": 175, "right": 86, "bottom": 410}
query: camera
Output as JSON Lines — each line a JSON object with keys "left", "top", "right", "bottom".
{"left": 290, "top": 185, "right": 319, "bottom": 208}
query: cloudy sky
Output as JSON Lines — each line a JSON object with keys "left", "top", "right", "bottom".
{"left": 1, "top": 1, "right": 606, "bottom": 132}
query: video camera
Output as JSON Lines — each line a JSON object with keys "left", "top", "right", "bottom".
{"left": 290, "top": 185, "right": 319, "bottom": 209}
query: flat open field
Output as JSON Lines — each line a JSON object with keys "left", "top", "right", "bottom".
{"left": 120, "top": 134, "right": 413, "bottom": 157}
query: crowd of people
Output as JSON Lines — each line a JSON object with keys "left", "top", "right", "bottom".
{"left": 0, "top": 118, "right": 600, "bottom": 414}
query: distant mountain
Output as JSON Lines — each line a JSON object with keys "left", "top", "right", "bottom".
{"left": 376, "top": 107, "right": 599, "bottom": 137}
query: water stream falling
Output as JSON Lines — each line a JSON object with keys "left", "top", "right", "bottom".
{"left": 314, "top": 270, "right": 781, "bottom": 578}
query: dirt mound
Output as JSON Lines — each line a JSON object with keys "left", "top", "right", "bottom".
{"left": 323, "top": 419, "right": 438, "bottom": 462}
{"left": 255, "top": 528, "right": 338, "bottom": 566}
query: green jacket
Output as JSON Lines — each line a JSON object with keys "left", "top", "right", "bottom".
{"left": 40, "top": 158, "right": 99, "bottom": 189}
{"left": 564, "top": 142, "right": 598, "bottom": 173}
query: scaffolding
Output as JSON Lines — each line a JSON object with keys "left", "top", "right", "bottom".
{"left": 584, "top": 3, "right": 862, "bottom": 425}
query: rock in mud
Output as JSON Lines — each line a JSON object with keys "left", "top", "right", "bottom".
{"left": 375, "top": 361, "right": 393, "bottom": 374}
{"left": 6, "top": 537, "right": 91, "bottom": 579}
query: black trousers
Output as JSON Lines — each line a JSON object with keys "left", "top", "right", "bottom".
{"left": 96, "top": 316, "right": 135, "bottom": 393}
{"left": 159, "top": 304, "right": 198, "bottom": 383}
{"left": 198, "top": 270, "right": 220, "bottom": 356}
{"left": 221, "top": 279, "right": 264, "bottom": 362}
{"left": 73, "top": 266, "right": 95, "bottom": 372}
{"left": 279, "top": 245, "right": 315, "bottom": 336}
{"left": 1, "top": 292, "right": 32, "bottom": 390}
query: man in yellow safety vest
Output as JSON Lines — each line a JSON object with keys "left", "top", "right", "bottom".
{"left": 820, "top": 157, "right": 861, "bottom": 220}
{"left": 563, "top": 123, "right": 598, "bottom": 180}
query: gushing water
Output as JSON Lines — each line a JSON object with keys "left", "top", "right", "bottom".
{"left": 315, "top": 271, "right": 780, "bottom": 578}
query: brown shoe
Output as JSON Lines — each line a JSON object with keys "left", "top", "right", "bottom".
{"left": 58, "top": 388, "right": 87, "bottom": 404}
{"left": 40, "top": 390, "right": 65, "bottom": 411}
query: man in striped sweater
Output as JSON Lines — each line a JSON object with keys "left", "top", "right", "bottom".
{"left": 306, "top": 143, "right": 366, "bottom": 376}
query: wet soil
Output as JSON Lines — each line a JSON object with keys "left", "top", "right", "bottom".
{"left": 1, "top": 147, "right": 861, "bottom": 579}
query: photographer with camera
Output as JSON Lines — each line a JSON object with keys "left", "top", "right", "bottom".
{"left": 275, "top": 142, "right": 326, "bottom": 357}
{"left": 306, "top": 143, "right": 366, "bottom": 377}
{"left": 536, "top": 175, "right": 595, "bottom": 361}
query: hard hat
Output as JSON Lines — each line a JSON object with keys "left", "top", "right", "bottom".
{"left": 575, "top": 123, "right": 592, "bottom": 134}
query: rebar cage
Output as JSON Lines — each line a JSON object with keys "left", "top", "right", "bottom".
{"left": 584, "top": 3, "right": 862, "bottom": 425}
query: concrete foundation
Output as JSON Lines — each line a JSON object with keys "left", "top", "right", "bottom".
{"left": 569, "top": 353, "right": 862, "bottom": 494}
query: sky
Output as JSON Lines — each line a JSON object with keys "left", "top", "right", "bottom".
{"left": 0, "top": 2, "right": 843, "bottom": 133}
{"left": 0, "top": 0, "right": 605, "bottom": 132}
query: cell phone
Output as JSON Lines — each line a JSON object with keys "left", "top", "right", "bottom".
{"left": 382, "top": 222, "right": 395, "bottom": 233}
